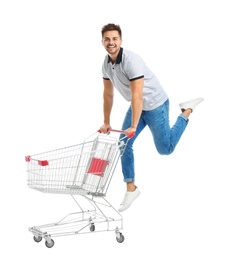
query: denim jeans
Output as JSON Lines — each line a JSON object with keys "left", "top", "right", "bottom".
{"left": 119, "top": 99, "right": 188, "bottom": 182}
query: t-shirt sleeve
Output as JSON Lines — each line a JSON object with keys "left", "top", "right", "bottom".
{"left": 102, "top": 59, "right": 110, "bottom": 80}
{"left": 123, "top": 54, "right": 145, "bottom": 81}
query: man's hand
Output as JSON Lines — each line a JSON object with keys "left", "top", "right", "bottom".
{"left": 124, "top": 126, "right": 136, "bottom": 138}
{"left": 100, "top": 123, "right": 111, "bottom": 134}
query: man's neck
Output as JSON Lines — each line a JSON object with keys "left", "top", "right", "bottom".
{"left": 109, "top": 54, "right": 117, "bottom": 64}
{"left": 108, "top": 48, "right": 121, "bottom": 64}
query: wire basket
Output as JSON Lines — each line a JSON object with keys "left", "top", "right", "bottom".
{"left": 26, "top": 133, "right": 125, "bottom": 196}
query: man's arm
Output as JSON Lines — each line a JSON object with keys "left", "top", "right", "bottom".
{"left": 100, "top": 79, "right": 114, "bottom": 133}
{"left": 124, "top": 77, "right": 144, "bottom": 135}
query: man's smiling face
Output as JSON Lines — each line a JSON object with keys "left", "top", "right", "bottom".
{"left": 102, "top": 30, "right": 122, "bottom": 59}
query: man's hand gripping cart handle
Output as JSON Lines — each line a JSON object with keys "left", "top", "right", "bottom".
{"left": 98, "top": 129, "right": 136, "bottom": 139}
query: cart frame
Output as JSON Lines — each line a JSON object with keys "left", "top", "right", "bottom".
{"left": 26, "top": 130, "right": 133, "bottom": 247}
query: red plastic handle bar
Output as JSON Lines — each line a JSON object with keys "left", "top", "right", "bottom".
{"left": 98, "top": 129, "right": 136, "bottom": 138}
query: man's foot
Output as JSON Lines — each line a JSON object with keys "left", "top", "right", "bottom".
{"left": 118, "top": 188, "right": 141, "bottom": 212}
{"left": 179, "top": 97, "right": 204, "bottom": 112}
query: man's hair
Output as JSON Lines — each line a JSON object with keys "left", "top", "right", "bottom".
{"left": 101, "top": 23, "right": 122, "bottom": 38}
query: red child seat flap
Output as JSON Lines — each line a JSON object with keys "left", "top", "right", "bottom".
{"left": 87, "top": 158, "right": 109, "bottom": 177}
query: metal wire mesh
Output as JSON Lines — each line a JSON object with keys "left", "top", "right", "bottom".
{"left": 26, "top": 135, "right": 124, "bottom": 196}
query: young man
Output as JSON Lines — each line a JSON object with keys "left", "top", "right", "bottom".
{"left": 99, "top": 23, "right": 204, "bottom": 212}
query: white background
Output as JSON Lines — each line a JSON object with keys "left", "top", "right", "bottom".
{"left": 1, "top": 0, "right": 227, "bottom": 259}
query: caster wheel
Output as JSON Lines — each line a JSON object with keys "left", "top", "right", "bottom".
{"left": 116, "top": 233, "right": 125, "bottom": 243}
{"left": 33, "top": 235, "right": 42, "bottom": 243}
{"left": 45, "top": 239, "right": 55, "bottom": 248}
{"left": 90, "top": 224, "right": 95, "bottom": 232}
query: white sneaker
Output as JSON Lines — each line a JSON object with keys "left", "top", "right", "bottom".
{"left": 179, "top": 97, "right": 204, "bottom": 112}
{"left": 118, "top": 188, "right": 141, "bottom": 212}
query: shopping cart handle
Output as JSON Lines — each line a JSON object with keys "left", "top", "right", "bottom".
{"left": 126, "top": 131, "right": 136, "bottom": 138}
{"left": 97, "top": 129, "right": 136, "bottom": 138}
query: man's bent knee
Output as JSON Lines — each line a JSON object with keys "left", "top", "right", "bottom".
{"left": 156, "top": 146, "right": 174, "bottom": 155}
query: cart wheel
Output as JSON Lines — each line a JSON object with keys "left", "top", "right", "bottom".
{"left": 33, "top": 235, "right": 42, "bottom": 243}
{"left": 45, "top": 239, "right": 55, "bottom": 248}
{"left": 90, "top": 224, "right": 95, "bottom": 232}
{"left": 116, "top": 233, "right": 125, "bottom": 243}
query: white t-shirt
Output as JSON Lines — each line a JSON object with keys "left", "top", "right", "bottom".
{"left": 102, "top": 48, "right": 168, "bottom": 111}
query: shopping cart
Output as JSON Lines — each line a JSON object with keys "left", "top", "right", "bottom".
{"left": 26, "top": 130, "right": 134, "bottom": 248}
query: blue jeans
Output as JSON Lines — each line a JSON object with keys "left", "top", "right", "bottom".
{"left": 120, "top": 99, "right": 188, "bottom": 182}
